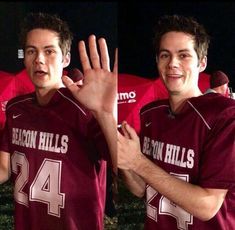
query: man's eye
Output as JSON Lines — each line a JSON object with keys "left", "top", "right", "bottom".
{"left": 26, "top": 50, "right": 34, "bottom": 55}
{"left": 45, "top": 50, "right": 53, "bottom": 55}
{"left": 159, "top": 54, "right": 169, "bottom": 59}
{"left": 179, "top": 54, "right": 189, "bottom": 59}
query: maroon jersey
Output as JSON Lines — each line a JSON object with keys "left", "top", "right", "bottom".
{"left": 140, "top": 93, "right": 235, "bottom": 230}
{"left": 0, "top": 88, "right": 109, "bottom": 230}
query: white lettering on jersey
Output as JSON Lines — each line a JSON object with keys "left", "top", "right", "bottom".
{"left": 38, "top": 132, "right": 68, "bottom": 154}
{"left": 60, "top": 135, "right": 68, "bottom": 154}
{"left": 146, "top": 173, "right": 193, "bottom": 230}
{"left": 12, "top": 151, "right": 29, "bottom": 206}
{"left": 12, "top": 128, "right": 69, "bottom": 154}
{"left": 12, "top": 151, "right": 65, "bottom": 218}
{"left": 142, "top": 136, "right": 195, "bottom": 168}
{"left": 143, "top": 136, "right": 164, "bottom": 161}
{"left": 146, "top": 185, "right": 158, "bottom": 221}
{"left": 30, "top": 159, "right": 65, "bottom": 217}
{"left": 12, "top": 128, "right": 37, "bottom": 149}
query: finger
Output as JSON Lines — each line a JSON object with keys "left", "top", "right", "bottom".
{"left": 121, "top": 121, "right": 131, "bottom": 139}
{"left": 98, "top": 37, "right": 110, "bottom": 71}
{"left": 62, "top": 75, "right": 74, "bottom": 87}
{"left": 89, "top": 34, "right": 100, "bottom": 69}
{"left": 123, "top": 122, "right": 139, "bottom": 140}
{"left": 117, "top": 130, "right": 123, "bottom": 140}
{"left": 117, "top": 130, "right": 126, "bottom": 142}
{"left": 79, "top": 40, "right": 91, "bottom": 71}
{"left": 113, "top": 48, "right": 118, "bottom": 75}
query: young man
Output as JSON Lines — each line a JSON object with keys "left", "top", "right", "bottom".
{"left": 0, "top": 12, "right": 117, "bottom": 230}
{"left": 118, "top": 15, "right": 235, "bottom": 229}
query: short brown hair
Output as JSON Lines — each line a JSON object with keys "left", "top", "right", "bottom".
{"left": 153, "top": 15, "right": 210, "bottom": 61}
{"left": 19, "top": 12, "right": 73, "bottom": 56}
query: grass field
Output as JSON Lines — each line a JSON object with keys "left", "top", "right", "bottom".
{"left": 117, "top": 180, "right": 145, "bottom": 230}
{"left": 0, "top": 180, "right": 145, "bottom": 230}
{"left": 0, "top": 181, "right": 14, "bottom": 230}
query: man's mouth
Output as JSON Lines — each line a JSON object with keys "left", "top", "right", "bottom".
{"left": 34, "top": 70, "right": 47, "bottom": 77}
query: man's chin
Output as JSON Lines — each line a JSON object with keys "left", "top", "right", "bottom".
{"left": 169, "top": 90, "right": 181, "bottom": 96}
{"left": 34, "top": 83, "right": 48, "bottom": 90}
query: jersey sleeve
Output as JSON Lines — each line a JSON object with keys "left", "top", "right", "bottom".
{"left": 199, "top": 106, "right": 235, "bottom": 191}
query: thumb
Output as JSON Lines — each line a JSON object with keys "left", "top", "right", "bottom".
{"left": 121, "top": 121, "right": 131, "bottom": 139}
{"left": 62, "top": 75, "right": 79, "bottom": 93}
{"left": 62, "top": 75, "right": 74, "bottom": 87}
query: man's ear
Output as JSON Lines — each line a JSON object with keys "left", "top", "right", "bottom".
{"left": 199, "top": 56, "right": 207, "bottom": 72}
{"left": 63, "top": 52, "right": 71, "bottom": 68}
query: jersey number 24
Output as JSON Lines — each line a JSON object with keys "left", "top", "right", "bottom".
{"left": 12, "top": 151, "right": 65, "bottom": 218}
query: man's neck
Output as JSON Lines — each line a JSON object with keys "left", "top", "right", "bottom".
{"left": 36, "top": 88, "right": 57, "bottom": 106}
{"left": 35, "top": 80, "right": 65, "bottom": 106}
{"left": 169, "top": 88, "right": 202, "bottom": 113}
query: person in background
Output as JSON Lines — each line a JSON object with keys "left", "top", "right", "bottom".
{"left": 118, "top": 14, "right": 235, "bottom": 230}
{"left": 0, "top": 12, "right": 117, "bottom": 230}
{"left": 205, "top": 70, "right": 230, "bottom": 97}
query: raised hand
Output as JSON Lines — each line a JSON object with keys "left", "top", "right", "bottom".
{"left": 62, "top": 34, "right": 117, "bottom": 116}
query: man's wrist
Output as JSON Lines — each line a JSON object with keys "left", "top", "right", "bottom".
{"left": 92, "top": 110, "right": 117, "bottom": 123}
{"left": 132, "top": 153, "right": 146, "bottom": 173}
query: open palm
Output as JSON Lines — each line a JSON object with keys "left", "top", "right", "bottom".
{"left": 62, "top": 35, "right": 117, "bottom": 115}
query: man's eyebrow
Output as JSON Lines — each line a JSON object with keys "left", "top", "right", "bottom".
{"left": 178, "top": 49, "right": 191, "bottom": 53}
{"left": 25, "top": 45, "right": 36, "bottom": 49}
{"left": 159, "top": 48, "right": 191, "bottom": 53}
{"left": 44, "top": 45, "right": 57, "bottom": 49}
{"left": 159, "top": 49, "right": 169, "bottom": 53}
{"left": 25, "top": 45, "right": 57, "bottom": 49}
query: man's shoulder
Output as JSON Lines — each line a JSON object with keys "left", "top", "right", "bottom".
{"left": 140, "top": 99, "right": 169, "bottom": 115}
{"left": 190, "top": 93, "right": 235, "bottom": 110}
{"left": 6, "top": 92, "right": 34, "bottom": 110}
{"left": 188, "top": 93, "right": 235, "bottom": 123}
{"left": 56, "top": 88, "right": 92, "bottom": 118}
{"left": 56, "top": 87, "right": 81, "bottom": 105}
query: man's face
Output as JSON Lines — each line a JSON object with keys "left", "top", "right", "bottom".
{"left": 24, "top": 28, "right": 70, "bottom": 90}
{"left": 157, "top": 31, "right": 206, "bottom": 96}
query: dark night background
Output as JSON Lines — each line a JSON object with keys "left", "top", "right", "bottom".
{"left": 119, "top": 1, "right": 235, "bottom": 90}
{"left": 0, "top": 1, "right": 117, "bottom": 74}
{"left": 0, "top": 2, "right": 235, "bottom": 90}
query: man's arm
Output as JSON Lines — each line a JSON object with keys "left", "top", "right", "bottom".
{"left": 119, "top": 169, "right": 146, "bottom": 198}
{"left": 62, "top": 35, "right": 117, "bottom": 173}
{"left": 0, "top": 151, "right": 11, "bottom": 184}
{"left": 118, "top": 122, "right": 227, "bottom": 221}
